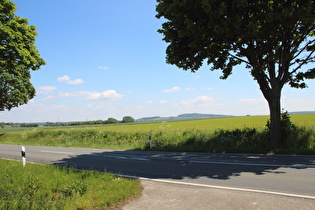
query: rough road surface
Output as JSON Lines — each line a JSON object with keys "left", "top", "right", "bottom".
{"left": 123, "top": 179, "right": 315, "bottom": 210}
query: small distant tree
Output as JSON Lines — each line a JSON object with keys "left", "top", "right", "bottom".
{"left": 20, "top": 123, "right": 28, "bottom": 127}
{"left": 106, "top": 118, "right": 119, "bottom": 124}
{"left": 0, "top": 0, "right": 45, "bottom": 111}
{"left": 121, "top": 116, "right": 135, "bottom": 123}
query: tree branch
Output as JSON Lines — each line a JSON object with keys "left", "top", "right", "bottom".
{"left": 227, "top": 51, "right": 250, "bottom": 65}
{"left": 291, "top": 50, "right": 315, "bottom": 74}
{"left": 291, "top": 39, "right": 315, "bottom": 63}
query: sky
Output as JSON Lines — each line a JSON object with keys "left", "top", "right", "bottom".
{"left": 1, "top": 0, "right": 314, "bottom": 123}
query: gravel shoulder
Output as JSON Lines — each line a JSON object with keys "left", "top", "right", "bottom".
{"left": 123, "top": 179, "right": 315, "bottom": 210}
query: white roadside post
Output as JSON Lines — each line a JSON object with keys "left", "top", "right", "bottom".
{"left": 21, "top": 146, "right": 26, "bottom": 167}
{"left": 148, "top": 132, "right": 152, "bottom": 149}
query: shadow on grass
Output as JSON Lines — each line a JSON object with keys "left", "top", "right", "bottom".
{"left": 52, "top": 149, "right": 315, "bottom": 180}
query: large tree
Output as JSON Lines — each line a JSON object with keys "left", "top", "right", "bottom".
{"left": 156, "top": 0, "right": 315, "bottom": 148}
{"left": 0, "top": 0, "right": 45, "bottom": 111}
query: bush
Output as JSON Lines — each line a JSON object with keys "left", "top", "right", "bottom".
{"left": 207, "top": 128, "right": 270, "bottom": 153}
{"left": 265, "top": 110, "right": 315, "bottom": 153}
{"left": 266, "top": 110, "right": 297, "bottom": 147}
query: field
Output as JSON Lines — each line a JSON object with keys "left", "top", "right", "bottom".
{"left": 2, "top": 114, "right": 314, "bottom": 132}
{"left": 0, "top": 159, "right": 140, "bottom": 209}
{"left": 0, "top": 114, "right": 314, "bottom": 154}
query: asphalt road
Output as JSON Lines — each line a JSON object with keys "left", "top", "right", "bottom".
{"left": 1, "top": 144, "right": 315, "bottom": 199}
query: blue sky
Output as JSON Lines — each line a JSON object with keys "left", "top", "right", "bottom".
{"left": 1, "top": 0, "right": 314, "bottom": 123}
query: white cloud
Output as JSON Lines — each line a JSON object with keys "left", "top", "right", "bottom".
{"left": 146, "top": 100, "right": 153, "bottom": 104}
{"left": 98, "top": 66, "right": 110, "bottom": 70}
{"left": 58, "top": 92, "right": 79, "bottom": 97}
{"left": 39, "top": 86, "right": 57, "bottom": 92}
{"left": 57, "top": 75, "right": 84, "bottom": 85}
{"left": 59, "top": 90, "right": 124, "bottom": 100}
{"left": 163, "top": 86, "right": 181, "bottom": 93}
{"left": 67, "top": 79, "right": 84, "bottom": 85}
{"left": 84, "top": 90, "right": 124, "bottom": 100}
{"left": 37, "top": 86, "right": 57, "bottom": 95}
{"left": 179, "top": 96, "right": 215, "bottom": 107}
{"left": 159, "top": 100, "right": 168, "bottom": 104}
{"left": 27, "top": 99, "right": 36, "bottom": 104}
{"left": 40, "top": 96, "right": 54, "bottom": 101}
{"left": 57, "top": 75, "right": 70, "bottom": 82}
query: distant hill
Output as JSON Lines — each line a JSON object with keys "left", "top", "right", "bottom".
{"left": 136, "top": 116, "right": 161, "bottom": 121}
{"left": 289, "top": 111, "right": 315, "bottom": 115}
{"left": 177, "top": 113, "right": 232, "bottom": 118}
{"left": 136, "top": 113, "right": 233, "bottom": 122}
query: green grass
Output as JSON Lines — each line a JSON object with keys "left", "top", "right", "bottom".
{"left": 0, "top": 114, "right": 314, "bottom": 154}
{"left": 0, "top": 159, "right": 141, "bottom": 209}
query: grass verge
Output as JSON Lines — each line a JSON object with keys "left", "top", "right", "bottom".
{"left": 0, "top": 159, "right": 141, "bottom": 209}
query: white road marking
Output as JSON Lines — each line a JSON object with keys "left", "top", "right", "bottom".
{"left": 133, "top": 157, "right": 151, "bottom": 161}
{"left": 40, "top": 150, "right": 74, "bottom": 155}
{"left": 104, "top": 155, "right": 150, "bottom": 161}
{"left": 113, "top": 173, "right": 315, "bottom": 200}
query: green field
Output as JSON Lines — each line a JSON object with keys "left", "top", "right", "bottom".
{"left": 0, "top": 159, "right": 140, "bottom": 209}
{"left": 0, "top": 114, "right": 314, "bottom": 154}
{"left": 2, "top": 114, "right": 314, "bottom": 132}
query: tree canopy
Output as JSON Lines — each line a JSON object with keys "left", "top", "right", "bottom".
{"left": 156, "top": 0, "right": 315, "bottom": 147}
{"left": 121, "top": 116, "right": 135, "bottom": 123}
{"left": 0, "top": 0, "right": 45, "bottom": 111}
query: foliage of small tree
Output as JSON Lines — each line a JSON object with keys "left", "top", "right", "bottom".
{"left": 0, "top": 0, "right": 45, "bottom": 111}
{"left": 121, "top": 116, "right": 135, "bottom": 123}
{"left": 20, "top": 123, "right": 39, "bottom": 127}
{"left": 156, "top": 0, "right": 315, "bottom": 148}
{"left": 106, "top": 118, "right": 119, "bottom": 124}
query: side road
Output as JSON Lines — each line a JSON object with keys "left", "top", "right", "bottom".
{"left": 123, "top": 179, "right": 315, "bottom": 210}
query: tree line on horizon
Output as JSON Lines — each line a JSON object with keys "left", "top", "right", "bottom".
{"left": 0, "top": 116, "right": 135, "bottom": 128}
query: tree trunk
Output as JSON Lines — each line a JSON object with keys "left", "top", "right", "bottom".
{"left": 267, "top": 89, "right": 282, "bottom": 148}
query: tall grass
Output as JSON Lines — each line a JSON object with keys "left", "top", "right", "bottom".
{"left": 0, "top": 159, "right": 140, "bottom": 209}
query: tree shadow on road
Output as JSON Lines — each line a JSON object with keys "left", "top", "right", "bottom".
{"left": 52, "top": 150, "right": 315, "bottom": 180}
